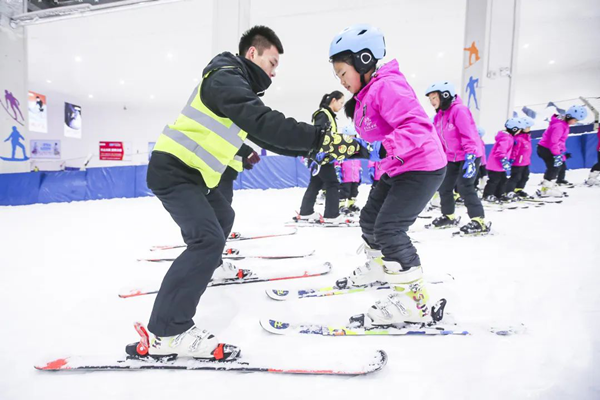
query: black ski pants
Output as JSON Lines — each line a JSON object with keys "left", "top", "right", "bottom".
{"left": 147, "top": 169, "right": 234, "bottom": 337}
{"left": 360, "top": 167, "right": 445, "bottom": 269}
{"left": 483, "top": 170, "right": 507, "bottom": 198}
{"left": 340, "top": 182, "right": 359, "bottom": 201}
{"left": 438, "top": 159, "right": 484, "bottom": 219}
{"left": 299, "top": 163, "right": 340, "bottom": 218}
{"left": 537, "top": 144, "right": 567, "bottom": 181}
{"left": 504, "top": 165, "right": 530, "bottom": 193}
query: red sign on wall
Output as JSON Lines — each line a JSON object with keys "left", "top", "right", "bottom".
{"left": 99, "top": 141, "right": 125, "bottom": 161}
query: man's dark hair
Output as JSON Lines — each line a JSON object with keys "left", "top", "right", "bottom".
{"left": 239, "top": 25, "right": 284, "bottom": 56}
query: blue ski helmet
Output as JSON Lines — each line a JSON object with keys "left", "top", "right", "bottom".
{"left": 329, "top": 24, "right": 386, "bottom": 74}
{"left": 425, "top": 81, "right": 456, "bottom": 99}
{"left": 565, "top": 105, "right": 588, "bottom": 121}
{"left": 521, "top": 117, "right": 535, "bottom": 128}
{"left": 505, "top": 118, "right": 526, "bottom": 133}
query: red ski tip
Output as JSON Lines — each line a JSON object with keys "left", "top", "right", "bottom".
{"left": 36, "top": 358, "right": 69, "bottom": 370}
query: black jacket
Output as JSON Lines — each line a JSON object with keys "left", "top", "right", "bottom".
{"left": 201, "top": 52, "right": 322, "bottom": 158}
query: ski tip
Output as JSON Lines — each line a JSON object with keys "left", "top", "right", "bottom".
{"left": 259, "top": 318, "right": 291, "bottom": 335}
{"left": 35, "top": 358, "right": 71, "bottom": 371}
{"left": 372, "top": 350, "right": 388, "bottom": 372}
{"left": 265, "top": 289, "right": 292, "bottom": 301}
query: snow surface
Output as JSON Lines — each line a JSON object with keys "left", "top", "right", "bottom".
{"left": 0, "top": 170, "right": 599, "bottom": 400}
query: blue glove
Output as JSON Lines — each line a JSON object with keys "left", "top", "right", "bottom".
{"left": 335, "top": 164, "right": 343, "bottom": 182}
{"left": 501, "top": 157, "right": 512, "bottom": 176}
{"left": 355, "top": 138, "right": 384, "bottom": 162}
{"left": 462, "top": 153, "right": 477, "bottom": 179}
{"left": 553, "top": 154, "right": 563, "bottom": 167}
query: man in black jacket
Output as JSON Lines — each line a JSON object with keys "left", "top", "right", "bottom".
{"left": 141, "top": 26, "right": 360, "bottom": 361}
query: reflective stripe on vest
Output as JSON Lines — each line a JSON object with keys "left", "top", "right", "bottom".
{"left": 153, "top": 67, "right": 248, "bottom": 188}
{"left": 229, "top": 156, "right": 243, "bottom": 172}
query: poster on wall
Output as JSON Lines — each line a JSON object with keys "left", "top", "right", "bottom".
{"left": 99, "top": 141, "right": 132, "bottom": 161}
{"left": 28, "top": 91, "right": 48, "bottom": 133}
{"left": 30, "top": 140, "right": 61, "bottom": 159}
{"left": 148, "top": 141, "right": 155, "bottom": 161}
{"left": 64, "top": 102, "right": 82, "bottom": 138}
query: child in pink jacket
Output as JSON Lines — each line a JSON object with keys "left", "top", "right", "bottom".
{"left": 329, "top": 24, "right": 447, "bottom": 327}
{"left": 483, "top": 118, "right": 525, "bottom": 201}
{"left": 425, "top": 82, "right": 487, "bottom": 235}
{"left": 585, "top": 126, "right": 600, "bottom": 186}
{"left": 537, "top": 105, "right": 588, "bottom": 196}
{"left": 505, "top": 117, "right": 534, "bottom": 198}
{"left": 338, "top": 158, "right": 362, "bottom": 213}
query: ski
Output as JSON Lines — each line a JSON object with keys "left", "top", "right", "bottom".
{"left": 118, "top": 262, "right": 332, "bottom": 298}
{"left": 266, "top": 274, "right": 454, "bottom": 301}
{"left": 451, "top": 222, "right": 493, "bottom": 238}
{"left": 35, "top": 322, "right": 387, "bottom": 376}
{"left": 259, "top": 318, "right": 525, "bottom": 337}
{"left": 523, "top": 197, "right": 563, "bottom": 204}
{"left": 424, "top": 216, "right": 461, "bottom": 230}
{"left": 285, "top": 219, "right": 359, "bottom": 228}
{"left": 35, "top": 350, "right": 387, "bottom": 375}
{"left": 150, "top": 228, "right": 298, "bottom": 251}
{"left": 260, "top": 318, "right": 470, "bottom": 336}
{"left": 138, "top": 249, "right": 315, "bottom": 263}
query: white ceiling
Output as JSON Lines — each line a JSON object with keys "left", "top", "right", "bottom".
{"left": 25, "top": 0, "right": 600, "bottom": 117}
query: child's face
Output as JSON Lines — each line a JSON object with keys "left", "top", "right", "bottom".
{"left": 428, "top": 92, "right": 440, "bottom": 110}
{"left": 333, "top": 61, "right": 361, "bottom": 94}
{"left": 330, "top": 96, "right": 345, "bottom": 113}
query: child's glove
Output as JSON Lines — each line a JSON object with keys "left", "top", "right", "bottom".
{"left": 462, "top": 153, "right": 477, "bottom": 179}
{"left": 553, "top": 154, "right": 563, "bottom": 167}
{"left": 501, "top": 157, "right": 512, "bottom": 176}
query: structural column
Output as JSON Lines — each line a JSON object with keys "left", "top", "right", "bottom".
{"left": 0, "top": 0, "right": 29, "bottom": 173}
{"left": 212, "top": 0, "right": 251, "bottom": 56}
{"left": 462, "top": 0, "right": 521, "bottom": 142}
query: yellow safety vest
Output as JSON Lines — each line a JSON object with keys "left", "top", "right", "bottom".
{"left": 312, "top": 108, "right": 337, "bottom": 132}
{"left": 153, "top": 67, "right": 248, "bottom": 188}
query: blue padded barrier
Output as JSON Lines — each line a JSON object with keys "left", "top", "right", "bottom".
{"left": 1, "top": 130, "right": 597, "bottom": 206}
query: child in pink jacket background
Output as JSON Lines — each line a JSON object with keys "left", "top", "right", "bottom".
{"left": 329, "top": 24, "right": 447, "bottom": 327}
{"left": 585, "top": 126, "right": 600, "bottom": 186}
{"left": 483, "top": 118, "right": 525, "bottom": 201}
{"left": 504, "top": 117, "right": 534, "bottom": 199}
{"left": 337, "top": 158, "right": 362, "bottom": 213}
{"left": 537, "top": 105, "right": 588, "bottom": 197}
{"left": 426, "top": 81, "right": 488, "bottom": 235}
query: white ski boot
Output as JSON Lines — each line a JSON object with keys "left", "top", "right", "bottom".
{"left": 365, "top": 262, "right": 433, "bottom": 326}
{"left": 295, "top": 211, "right": 321, "bottom": 222}
{"left": 335, "top": 244, "right": 385, "bottom": 289}
{"left": 212, "top": 260, "right": 251, "bottom": 281}
{"left": 537, "top": 180, "right": 564, "bottom": 198}
{"left": 585, "top": 171, "right": 600, "bottom": 186}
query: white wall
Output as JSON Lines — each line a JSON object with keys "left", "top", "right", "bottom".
{"left": 26, "top": 85, "right": 181, "bottom": 168}
{"left": 2, "top": 0, "right": 597, "bottom": 173}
